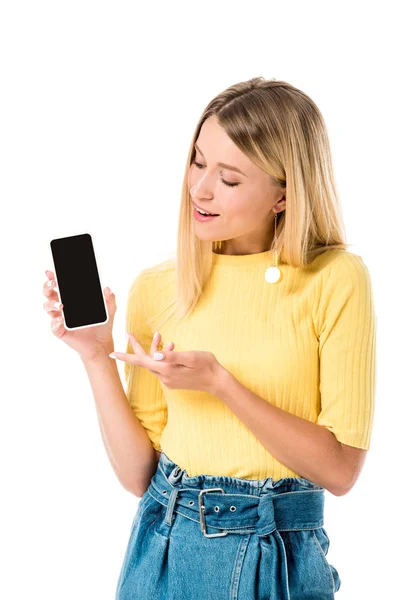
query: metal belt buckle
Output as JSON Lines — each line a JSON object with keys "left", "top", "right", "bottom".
{"left": 198, "top": 488, "right": 229, "bottom": 538}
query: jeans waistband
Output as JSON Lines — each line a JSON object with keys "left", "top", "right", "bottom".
{"left": 148, "top": 452, "right": 325, "bottom": 538}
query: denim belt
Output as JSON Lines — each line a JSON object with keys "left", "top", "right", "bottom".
{"left": 148, "top": 465, "right": 325, "bottom": 539}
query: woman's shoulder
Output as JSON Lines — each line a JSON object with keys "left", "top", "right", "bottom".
{"left": 308, "top": 250, "right": 373, "bottom": 309}
{"left": 308, "top": 248, "right": 369, "bottom": 276}
{"left": 130, "top": 257, "right": 175, "bottom": 300}
{"left": 141, "top": 257, "right": 175, "bottom": 277}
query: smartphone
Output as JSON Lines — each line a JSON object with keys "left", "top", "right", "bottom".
{"left": 50, "top": 233, "right": 109, "bottom": 331}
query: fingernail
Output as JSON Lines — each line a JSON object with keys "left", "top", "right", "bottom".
{"left": 153, "top": 352, "right": 164, "bottom": 360}
{"left": 153, "top": 331, "right": 159, "bottom": 340}
{"left": 109, "top": 353, "right": 117, "bottom": 359}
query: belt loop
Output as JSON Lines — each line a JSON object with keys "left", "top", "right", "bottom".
{"left": 164, "top": 466, "right": 183, "bottom": 526}
{"left": 165, "top": 486, "right": 179, "bottom": 526}
{"left": 168, "top": 465, "right": 183, "bottom": 484}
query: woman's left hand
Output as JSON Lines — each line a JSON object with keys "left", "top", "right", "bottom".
{"left": 110, "top": 331, "right": 225, "bottom": 395}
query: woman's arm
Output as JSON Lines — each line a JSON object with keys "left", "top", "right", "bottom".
{"left": 214, "top": 368, "right": 348, "bottom": 496}
{"left": 82, "top": 350, "right": 159, "bottom": 497}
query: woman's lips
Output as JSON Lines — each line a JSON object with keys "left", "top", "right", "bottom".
{"left": 193, "top": 207, "right": 220, "bottom": 222}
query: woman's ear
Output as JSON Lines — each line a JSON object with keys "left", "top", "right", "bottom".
{"left": 277, "top": 195, "right": 286, "bottom": 211}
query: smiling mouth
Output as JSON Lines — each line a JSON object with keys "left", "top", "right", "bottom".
{"left": 194, "top": 205, "right": 220, "bottom": 217}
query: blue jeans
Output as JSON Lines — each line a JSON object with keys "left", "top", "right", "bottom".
{"left": 115, "top": 451, "right": 341, "bottom": 599}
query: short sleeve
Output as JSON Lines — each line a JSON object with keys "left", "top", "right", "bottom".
{"left": 124, "top": 270, "right": 168, "bottom": 452}
{"left": 316, "top": 254, "right": 377, "bottom": 450}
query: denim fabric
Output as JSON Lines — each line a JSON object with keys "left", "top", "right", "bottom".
{"left": 115, "top": 451, "right": 341, "bottom": 599}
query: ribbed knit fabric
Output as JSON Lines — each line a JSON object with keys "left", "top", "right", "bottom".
{"left": 124, "top": 248, "right": 376, "bottom": 480}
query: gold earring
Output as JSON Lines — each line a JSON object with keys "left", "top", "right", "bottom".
{"left": 265, "top": 212, "right": 282, "bottom": 283}
{"left": 214, "top": 240, "right": 223, "bottom": 251}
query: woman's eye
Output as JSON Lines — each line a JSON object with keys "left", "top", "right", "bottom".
{"left": 222, "top": 179, "right": 240, "bottom": 188}
{"left": 192, "top": 161, "right": 239, "bottom": 188}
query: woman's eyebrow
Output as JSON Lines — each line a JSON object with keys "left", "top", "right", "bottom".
{"left": 194, "top": 143, "right": 248, "bottom": 177}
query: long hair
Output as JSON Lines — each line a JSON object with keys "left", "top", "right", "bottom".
{"left": 144, "top": 77, "right": 352, "bottom": 332}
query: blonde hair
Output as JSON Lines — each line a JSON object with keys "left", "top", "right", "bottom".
{"left": 144, "top": 76, "right": 353, "bottom": 332}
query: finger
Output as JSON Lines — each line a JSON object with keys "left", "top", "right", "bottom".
{"left": 150, "top": 333, "right": 175, "bottom": 356}
{"left": 43, "top": 271, "right": 58, "bottom": 298}
{"left": 51, "top": 314, "right": 65, "bottom": 336}
{"left": 126, "top": 331, "right": 147, "bottom": 357}
{"left": 43, "top": 270, "right": 63, "bottom": 316}
{"left": 150, "top": 331, "right": 161, "bottom": 357}
{"left": 151, "top": 332, "right": 172, "bottom": 357}
{"left": 110, "top": 352, "right": 141, "bottom": 365}
{"left": 156, "top": 350, "right": 185, "bottom": 365}
{"left": 44, "top": 298, "right": 64, "bottom": 315}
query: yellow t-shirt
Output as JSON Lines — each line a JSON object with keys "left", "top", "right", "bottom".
{"left": 124, "top": 248, "right": 377, "bottom": 480}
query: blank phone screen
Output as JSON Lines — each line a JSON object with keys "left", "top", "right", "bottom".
{"left": 50, "top": 233, "right": 108, "bottom": 330}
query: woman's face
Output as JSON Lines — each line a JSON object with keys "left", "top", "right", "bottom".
{"left": 188, "top": 116, "right": 286, "bottom": 255}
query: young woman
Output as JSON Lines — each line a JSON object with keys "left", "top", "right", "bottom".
{"left": 43, "top": 77, "right": 376, "bottom": 599}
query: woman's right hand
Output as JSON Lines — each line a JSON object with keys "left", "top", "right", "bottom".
{"left": 43, "top": 269, "right": 117, "bottom": 362}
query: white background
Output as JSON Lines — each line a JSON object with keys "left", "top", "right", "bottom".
{"left": 1, "top": 1, "right": 398, "bottom": 598}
